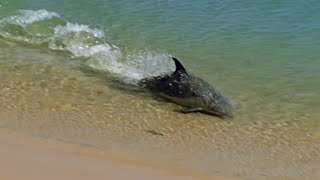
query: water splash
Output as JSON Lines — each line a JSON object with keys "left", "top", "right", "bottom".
{"left": 0, "top": 9, "right": 174, "bottom": 83}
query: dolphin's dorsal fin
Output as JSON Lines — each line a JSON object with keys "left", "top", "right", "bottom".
{"left": 172, "top": 57, "right": 186, "bottom": 74}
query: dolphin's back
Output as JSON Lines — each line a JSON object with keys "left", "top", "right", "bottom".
{"left": 141, "top": 57, "right": 200, "bottom": 98}
{"left": 140, "top": 57, "right": 233, "bottom": 118}
{"left": 143, "top": 72, "right": 196, "bottom": 98}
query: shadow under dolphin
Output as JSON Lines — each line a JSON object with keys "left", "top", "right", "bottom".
{"left": 140, "top": 57, "right": 233, "bottom": 118}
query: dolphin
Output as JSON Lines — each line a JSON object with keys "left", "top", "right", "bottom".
{"left": 140, "top": 57, "right": 233, "bottom": 118}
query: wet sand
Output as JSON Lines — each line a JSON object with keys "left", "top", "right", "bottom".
{"left": 0, "top": 129, "right": 232, "bottom": 180}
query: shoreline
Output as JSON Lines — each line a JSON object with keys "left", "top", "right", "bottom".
{"left": 0, "top": 128, "right": 233, "bottom": 180}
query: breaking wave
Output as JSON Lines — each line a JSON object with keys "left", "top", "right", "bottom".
{"left": 0, "top": 9, "right": 174, "bottom": 83}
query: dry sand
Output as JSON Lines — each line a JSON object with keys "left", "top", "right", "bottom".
{"left": 0, "top": 129, "right": 232, "bottom": 180}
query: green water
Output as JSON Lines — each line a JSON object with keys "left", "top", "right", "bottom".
{"left": 0, "top": 1, "right": 319, "bottom": 179}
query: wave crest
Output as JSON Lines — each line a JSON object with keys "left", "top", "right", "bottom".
{"left": 3, "top": 9, "right": 60, "bottom": 26}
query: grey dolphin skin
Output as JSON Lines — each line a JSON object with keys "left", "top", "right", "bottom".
{"left": 140, "top": 57, "right": 233, "bottom": 118}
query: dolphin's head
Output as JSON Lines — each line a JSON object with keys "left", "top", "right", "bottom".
{"left": 209, "top": 101, "right": 233, "bottom": 119}
{"left": 202, "top": 93, "right": 233, "bottom": 119}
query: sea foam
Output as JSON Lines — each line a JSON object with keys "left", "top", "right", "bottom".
{"left": 1, "top": 9, "right": 60, "bottom": 26}
{"left": 0, "top": 9, "right": 174, "bottom": 83}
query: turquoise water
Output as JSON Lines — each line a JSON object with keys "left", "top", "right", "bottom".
{"left": 1, "top": 0, "right": 320, "bottom": 113}
{"left": 0, "top": 0, "right": 320, "bottom": 179}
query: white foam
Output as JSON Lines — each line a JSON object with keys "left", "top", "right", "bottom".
{"left": 124, "top": 51, "right": 174, "bottom": 79}
{"left": 86, "top": 48, "right": 174, "bottom": 83}
{"left": 49, "top": 21, "right": 174, "bottom": 83}
{"left": 53, "top": 22, "right": 104, "bottom": 38}
{"left": 0, "top": 9, "right": 174, "bottom": 84}
{"left": 2, "top": 9, "right": 60, "bottom": 26}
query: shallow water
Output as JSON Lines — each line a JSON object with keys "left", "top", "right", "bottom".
{"left": 0, "top": 1, "right": 320, "bottom": 179}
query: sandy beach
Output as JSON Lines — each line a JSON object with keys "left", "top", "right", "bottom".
{"left": 0, "top": 129, "right": 232, "bottom": 180}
